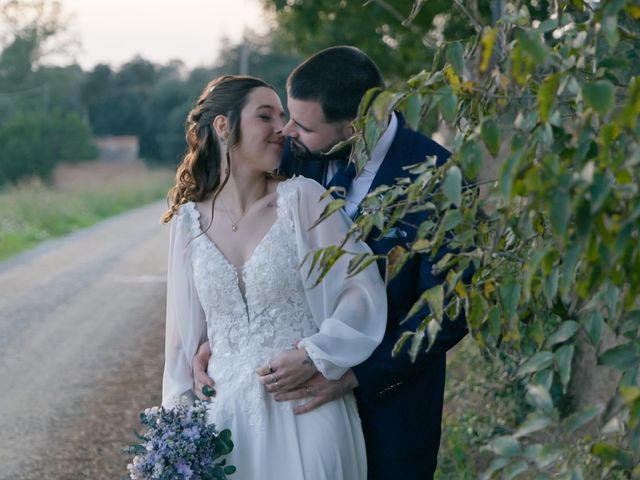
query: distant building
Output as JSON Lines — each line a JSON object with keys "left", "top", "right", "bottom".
{"left": 94, "top": 136, "right": 139, "bottom": 163}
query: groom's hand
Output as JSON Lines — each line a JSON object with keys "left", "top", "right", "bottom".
{"left": 192, "top": 341, "right": 216, "bottom": 400}
{"left": 273, "top": 369, "right": 359, "bottom": 415}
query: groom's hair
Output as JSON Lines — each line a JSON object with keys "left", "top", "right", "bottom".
{"left": 287, "top": 46, "right": 384, "bottom": 123}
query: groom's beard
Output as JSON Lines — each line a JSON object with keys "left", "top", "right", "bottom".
{"left": 289, "top": 137, "right": 350, "bottom": 162}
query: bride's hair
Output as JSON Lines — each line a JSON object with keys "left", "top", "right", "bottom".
{"left": 162, "top": 75, "right": 274, "bottom": 223}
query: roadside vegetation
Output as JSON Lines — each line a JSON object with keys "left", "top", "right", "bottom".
{"left": 0, "top": 161, "right": 173, "bottom": 261}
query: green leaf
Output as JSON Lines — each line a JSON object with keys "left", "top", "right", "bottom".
{"left": 386, "top": 245, "right": 410, "bottom": 284}
{"left": 402, "top": 93, "right": 422, "bottom": 130}
{"left": 499, "top": 149, "right": 524, "bottom": 199}
{"left": 601, "top": 15, "right": 619, "bottom": 48}
{"left": 308, "top": 198, "right": 346, "bottom": 230}
{"left": 517, "top": 29, "right": 549, "bottom": 64}
{"left": 564, "top": 404, "right": 604, "bottom": 433}
{"left": 437, "top": 85, "right": 457, "bottom": 122}
{"left": 459, "top": 139, "right": 483, "bottom": 181}
{"left": 591, "top": 443, "right": 634, "bottom": 468}
{"left": 590, "top": 172, "right": 612, "bottom": 213}
{"left": 517, "top": 352, "right": 554, "bottom": 377}
{"left": 538, "top": 73, "right": 560, "bottom": 123}
{"left": 550, "top": 187, "right": 570, "bottom": 240}
{"left": 488, "top": 435, "right": 522, "bottom": 457}
{"left": 526, "top": 384, "right": 554, "bottom": 412}
{"left": 392, "top": 331, "right": 414, "bottom": 357}
{"left": 559, "top": 242, "right": 581, "bottom": 302}
{"left": 582, "top": 80, "right": 615, "bottom": 115}
{"left": 480, "top": 117, "right": 500, "bottom": 156}
{"left": 440, "top": 209, "right": 462, "bottom": 231}
{"left": 443, "top": 166, "right": 462, "bottom": 207}
{"left": 580, "top": 310, "right": 604, "bottom": 346}
{"left": 503, "top": 460, "right": 529, "bottom": 480}
{"left": 446, "top": 41, "right": 464, "bottom": 76}
{"left": 424, "top": 284, "right": 445, "bottom": 323}
{"left": 499, "top": 279, "right": 521, "bottom": 322}
{"left": 598, "top": 343, "right": 640, "bottom": 371}
{"left": 514, "top": 414, "right": 552, "bottom": 438}
{"left": 545, "top": 320, "right": 580, "bottom": 347}
{"left": 555, "top": 344, "right": 574, "bottom": 391}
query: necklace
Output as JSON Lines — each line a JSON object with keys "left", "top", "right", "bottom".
{"left": 218, "top": 182, "right": 268, "bottom": 232}
{"left": 219, "top": 197, "right": 243, "bottom": 232}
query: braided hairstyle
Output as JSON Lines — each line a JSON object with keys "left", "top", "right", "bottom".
{"left": 162, "top": 75, "right": 274, "bottom": 223}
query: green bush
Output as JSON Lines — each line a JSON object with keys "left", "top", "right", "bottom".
{"left": 0, "top": 110, "right": 97, "bottom": 184}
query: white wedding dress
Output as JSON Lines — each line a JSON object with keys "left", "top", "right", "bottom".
{"left": 162, "top": 177, "right": 387, "bottom": 480}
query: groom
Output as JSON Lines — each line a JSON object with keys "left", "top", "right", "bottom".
{"left": 193, "top": 46, "right": 468, "bottom": 479}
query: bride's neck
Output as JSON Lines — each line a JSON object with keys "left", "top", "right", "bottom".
{"left": 217, "top": 169, "right": 268, "bottom": 214}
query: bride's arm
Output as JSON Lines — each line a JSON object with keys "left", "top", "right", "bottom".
{"left": 288, "top": 177, "right": 387, "bottom": 381}
{"left": 162, "top": 209, "right": 208, "bottom": 407}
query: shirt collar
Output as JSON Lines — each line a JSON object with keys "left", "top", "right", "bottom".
{"left": 366, "top": 112, "right": 398, "bottom": 173}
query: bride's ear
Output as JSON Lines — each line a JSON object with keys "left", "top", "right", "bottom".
{"left": 213, "top": 115, "right": 229, "bottom": 142}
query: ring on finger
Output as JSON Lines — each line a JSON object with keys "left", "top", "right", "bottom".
{"left": 268, "top": 362, "right": 274, "bottom": 374}
{"left": 270, "top": 374, "right": 278, "bottom": 384}
{"left": 304, "top": 386, "right": 310, "bottom": 396}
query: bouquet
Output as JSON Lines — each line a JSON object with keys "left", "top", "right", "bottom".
{"left": 126, "top": 399, "right": 236, "bottom": 479}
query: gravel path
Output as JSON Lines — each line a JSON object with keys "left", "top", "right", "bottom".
{"left": 0, "top": 201, "right": 169, "bottom": 479}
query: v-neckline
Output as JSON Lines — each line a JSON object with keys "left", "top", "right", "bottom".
{"left": 191, "top": 181, "right": 285, "bottom": 272}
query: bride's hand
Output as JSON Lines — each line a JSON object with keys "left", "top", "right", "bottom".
{"left": 256, "top": 348, "right": 318, "bottom": 393}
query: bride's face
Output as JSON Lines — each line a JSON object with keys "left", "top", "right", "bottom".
{"left": 233, "top": 87, "right": 286, "bottom": 173}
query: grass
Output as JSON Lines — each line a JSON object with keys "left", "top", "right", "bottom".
{"left": 0, "top": 161, "right": 174, "bottom": 261}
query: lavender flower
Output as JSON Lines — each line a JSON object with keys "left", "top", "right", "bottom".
{"left": 125, "top": 399, "right": 235, "bottom": 479}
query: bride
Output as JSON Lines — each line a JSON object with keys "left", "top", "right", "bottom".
{"left": 161, "top": 75, "right": 386, "bottom": 479}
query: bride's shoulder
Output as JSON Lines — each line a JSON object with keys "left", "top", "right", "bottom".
{"left": 278, "top": 175, "right": 326, "bottom": 199}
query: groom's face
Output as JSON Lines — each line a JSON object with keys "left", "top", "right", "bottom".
{"left": 283, "top": 96, "right": 353, "bottom": 161}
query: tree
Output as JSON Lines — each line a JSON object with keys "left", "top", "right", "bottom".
{"left": 262, "top": 0, "right": 496, "bottom": 83}
{"left": 311, "top": 0, "right": 640, "bottom": 477}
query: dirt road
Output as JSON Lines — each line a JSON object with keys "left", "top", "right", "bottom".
{"left": 0, "top": 201, "right": 170, "bottom": 479}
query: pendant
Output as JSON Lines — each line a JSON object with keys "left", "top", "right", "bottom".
{"left": 231, "top": 224, "right": 238, "bottom": 232}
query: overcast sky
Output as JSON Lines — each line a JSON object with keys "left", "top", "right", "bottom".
{"left": 59, "top": 0, "right": 269, "bottom": 69}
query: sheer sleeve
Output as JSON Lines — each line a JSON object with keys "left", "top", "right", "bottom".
{"left": 289, "top": 177, "right": 387, "bottom": 380}
{"left": 162, "top": 207, "right": 207, "bottom": 407}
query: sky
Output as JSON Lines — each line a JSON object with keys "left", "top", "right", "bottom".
{"left": 59, "top": 0, "right": 269, "bottom": 69}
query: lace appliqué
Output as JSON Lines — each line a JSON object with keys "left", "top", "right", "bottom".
{"left": 178, "top": 179, "right": 317, "bottom": 431}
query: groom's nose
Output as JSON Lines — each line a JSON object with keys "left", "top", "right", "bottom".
{"left": 282, "top": 120, "right": 297, "bottom": 138}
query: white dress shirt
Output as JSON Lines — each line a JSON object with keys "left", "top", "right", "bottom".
{"left": 326, "top": 113, "right": 399, "bottom": 217}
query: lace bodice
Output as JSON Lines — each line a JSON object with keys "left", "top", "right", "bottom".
{"left": 179, "top": 180, "right": 318, "bottom": 429}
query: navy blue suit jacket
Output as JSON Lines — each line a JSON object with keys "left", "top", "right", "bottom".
{"left": 280, "top": 114, "right": 468, "bottom": 479}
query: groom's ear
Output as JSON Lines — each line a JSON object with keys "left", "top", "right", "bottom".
{"left": 339, "top": 121, "right": 355, "bottom": 139}
{"left": 212, "top": 115, "right": 230, "bottom": 141}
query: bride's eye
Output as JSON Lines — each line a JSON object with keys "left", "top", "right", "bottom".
{"left": 258, "top": 115, "right": 272, "bottom": 121}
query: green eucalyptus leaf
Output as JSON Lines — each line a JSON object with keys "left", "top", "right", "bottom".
{"left": 514, "top": 414, "right": 552, "bottom": 438}
{"left": 591, "top": 443, "right": 634, "bottom": 468}
{"left": 443, "top": 166, "right": 462, "bottom": 207}
{"left": 598, "top": 343, "right": 640, "bottom": 371}
{"left": 446, "top": 41, "right": 465, "bottom": 76}
{"left": 550, "top": 187, "right": 570, "bottom": 240}
{"left": 517, "top": 351, "right": 554, "bottom": 377}
{"left": 526, "top": 383, "right": 554, "bottom": 412}
{"left": 555, "top": 344, "right": 574, "bottom": 390}
{"left": 488, "top": 435, "right": 522, "bottom": 457}
{"left": 538, "top": 73, "right": 560, "bottom": 123}
{"left": 459, "top": 139, "right": 483, "bottom": 180}
{"left": 402, "top": 93, "right": 422, "bottom": 130}
{"left": 517, "top": 28, "right": 549, "bottom": 64}
{"left": 546, "top": 320, "right": 580, "bottom": 347}
{"left": 582, "top": 80, "right": 615, "bottom": 115}
{"left": 503, "top": 460, "right": 529, "bottom": 480}
{"left": 499, "top": 279, "right": 521, "bottom": 322}
{"left": 480, "top": 117, "right": 500, "bottom": 156}
{"left": 564, "top": 404, "right": 604, "bottom": 433}
{"left": 580, "top": 310, "right": 604, "bottom": 346}
{"left": 437, "top": 85, "right": 457, "bottom": 122}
